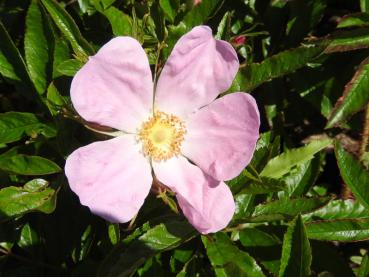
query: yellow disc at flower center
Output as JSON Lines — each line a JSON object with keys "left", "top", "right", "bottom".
{"left": 138, "top": 111, "right": 186, "bottom": 161}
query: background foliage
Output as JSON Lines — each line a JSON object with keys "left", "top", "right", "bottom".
{"left": 1, "top": 0, "right": 369, "bottom": 276}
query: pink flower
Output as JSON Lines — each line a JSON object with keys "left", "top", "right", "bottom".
{"left": 65, "top": 26, "right": 260, "bottom": 234}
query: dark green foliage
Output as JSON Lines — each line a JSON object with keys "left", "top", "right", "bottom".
{"left": 279, "top": 215, "right": 311, "bottom": 277}
{"left": 1, "top": 0, "right": 369, "bottom": 276}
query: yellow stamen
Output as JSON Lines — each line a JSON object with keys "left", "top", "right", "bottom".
{"left": 138, "top": 111, "right": 186, "bottom": 161}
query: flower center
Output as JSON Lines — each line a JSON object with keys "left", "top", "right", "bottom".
{"left": 138, "top": 111, "right": 186, "bottom": 162}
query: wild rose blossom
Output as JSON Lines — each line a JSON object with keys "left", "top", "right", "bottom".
{"left": 65, "top": 26, "right": 260, "bottom": 234}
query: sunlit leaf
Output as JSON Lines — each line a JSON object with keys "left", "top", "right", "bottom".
{"left": 325, "top": 28, "right": 369, "bottom": 53}
{"left": 282, "top": 154, "right": 323, "bottom": 197}
{"left": 108, "top": 223, "right": 120, "bottom": 245}
{"left": 0, "top": 179, "right": 56, "bottom": 220}
{"left": 306, "top": 219, "right": 369, "bottom": 241}
{"left": 25, "top": 0, "right": 53, "bottom": 95}
{"left": 303, "top": 199, "right": 369, "bottom": 221}
{"left": 52, "top": 36, "right": 70, "bottom": 78}
{"left": 260, "top": 139, "right": 331, "bottom": 179}
{"left": 338, "top": 13, "right": 369, "bottom": 28}
{"left": 234, "top": 193, "right": 255, "bottom": 220}
{"left": 17, "top": 223, "right": 40, "bottom": 248}
{"left": 361, "top": 0, "right": 369, "bottom": 12}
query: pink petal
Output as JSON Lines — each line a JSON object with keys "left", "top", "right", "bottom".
{"left": 71, "top": 37, "right": 153, "bottom": 132}
{"left": 155, "top": 26, "right": 239, "bottom": 118}
{"left": 153, "top": 156, "right": 235, "bottom": 234}
{"left": 65, "top": 135, "right": 152, "bottom": 223}
{"left": 182, "top": 92, "right": 260, "bottom": 181}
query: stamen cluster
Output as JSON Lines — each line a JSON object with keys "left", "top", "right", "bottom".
{"left": 138, "top": 111, "right": 186, "bottom": 161}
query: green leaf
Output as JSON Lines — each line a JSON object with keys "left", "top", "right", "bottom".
{"left": 338, "top": 13, "right": 369, "bottom": 28}
{"left": 98, "top": 219, "right": 196, "bottom": 277}
{"left": 46, "top": 82, "right": 68, "bottom": 116}
{"left": 78, "top": 0, "right": 94, "bottom": 14}
{"left": 326, "top": 56, "right": 369, "bottom": 128}
{"left": 234, "top": 193, "right": 255, "bottom": 219}
{"left": 335, "top": 141, "right": 369, "bottom": 209}
{"left": 282, "top": 154, "right": 323, "bottom": 197}
{"left": 0, "top": 150, "right": 61, "bottom": 175}
{"left": 0, "top": 179, "right": 56, "bottom": 220}
{"left": 41, "top": 0, "right": 94, "bottom": 58}
{"left": 72, "top": 225, "right": 94, "bottom": 262}
{"left": 100, "top": 0, "right": 116, "bottom": 9}
{"left": 358, "top": 255, "right": 369, "bottom": 277}
{"left": 248, "top": 197, "right": 330, "bottom": 223}
{"left": 250, "top": 132, "right": 280, "bottom": 171}
{"left": 303, "top": 199, "right": 369, "bottom": 221}
{"left": 25, "top": 0, "right": 52, "bottom": 95}
{"left": 361, "top": 0, "right": 369, "bottom": 12}
{"left": 17, "top": 223, "right": 40, "bottom": 248}
{"left": 0, "top": 21, "right": 31, "bottom": 85}
{"left": 228, "top": 133, "right": 281, "bottom": 193}
{"left": 173, "top": 249, "right": 193, "bottom": 264}
{"left": 239, "top": 228, "right": 281, "bottom": 247}
{"left": 306, "top": 219, "right": 369, "bottom": 241}
{"left": 278, "top": 215, "right": 311, "bottom": 277}
{"left": 325, "top": 28, "right": 369, "bottom": 53}
{"left": 260, "top": 139, "right": 331, "bottom": 179}
{"left": 102, "top": 6, "right": 132, "bottom": 36}
{"left": 52, "top": 37, "right": 70, "bottom": 78}
{"left": 176, "top": 255, "right": 210, "bottom": 277}
{"left": 241, "top": 177, "right": 287, "bottom": 194}
{"left": 56, "top": 59, "right": 83, "bottom": 76}
{"left": 183, "top": 0, "right": 221, "bottom": 29}
{"left": 231, "top": 44, "right": 326, "bottom": 92}
{"left": 238, "top": 226, "right": 283, "bottom": 275}
{"left": 0, "top": 112, "right": 56, "bottom": 144}
{"left": 24, "top": 178, "right": 49, "bottom": 192}
{"left": 108, "top": 223, "right": 120, "bottom": 245}
{"left": 159, "top": 0, "right": 177, "bottom": 23}
{"left": 215, "top": 11, "right": 231, "bottom": 40}
{"left": 202, "top": 233, "right": 265, "bottom": 277}
{"left": 162, "top": 23, "right": 187, "bottom": 58}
